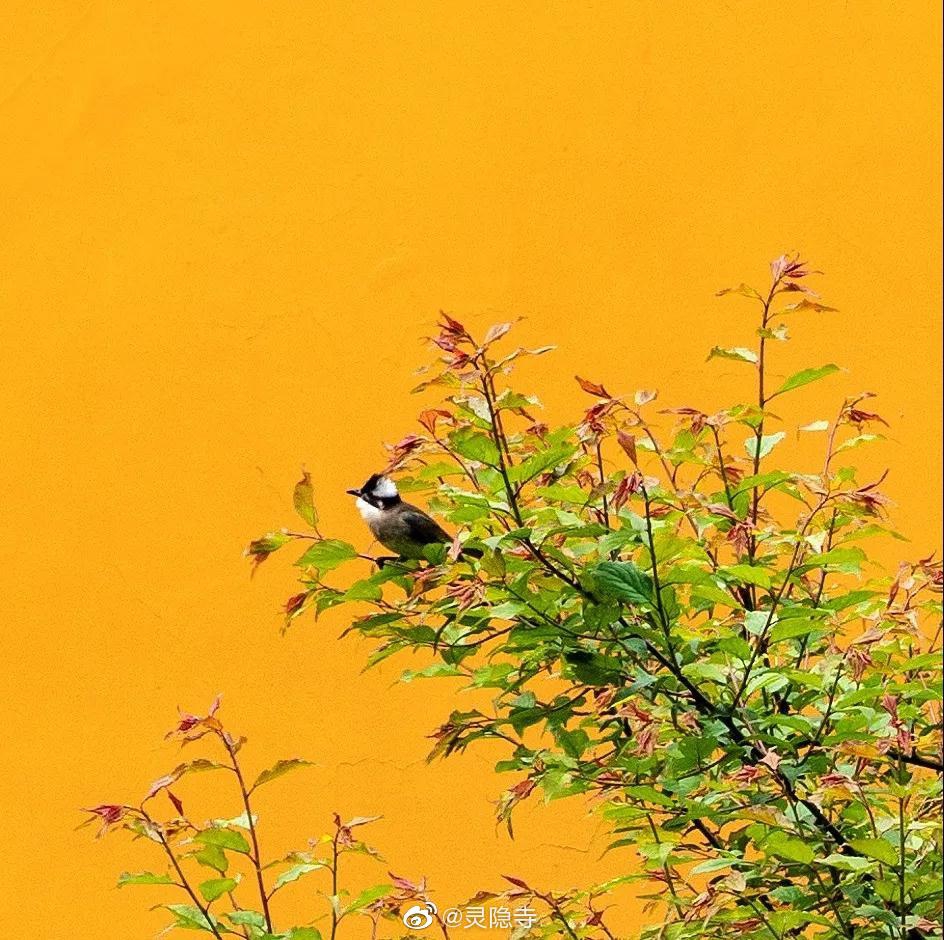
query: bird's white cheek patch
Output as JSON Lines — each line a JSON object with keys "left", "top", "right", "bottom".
{"left": 373, "top": 477, "right": 398, "bottom": 499}
{"left": 356, "top": 497, "right": 383, "bottom": 523}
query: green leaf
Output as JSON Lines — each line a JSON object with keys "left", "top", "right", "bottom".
{"left": 820, "top": 853, "right": 876, "bottom": 872}
{"left": 717, "top": 283, "right": 763, "bottom": 301}
{"left": 251, "top": 758, "right": 314, "bottom": 793}
{"left": 487, "top": 600, "right": 528, "bottom": 619}
{"left": 247, "top": 532, "right": 293, "bottom": 556}
{"left": 772, "top": 364, "right": 840, "bottom": 397}
{"left": 765, "top": 834, "right": 815, "bottom": 865}
{"left": 293, "top": 470, "right": 318, "bottom": 527}
{"left": 272, "top": 863, "right": 327, "bottom": 893}
{"left": 295, "top": 539, "right": 358, "bottom": 571}
{"left": 720, "top": 564, "right": 772, "bottom": 589}
{"left": 117, "top": 871, "right": 175, "bottom": 888}
{"left": 683, "top": 662, "right": 727, "bottom": 683}
{"left": 708, "top": 346, "right": 758, "bottom": 364}
{"left": 563, "top": 650, "right": 624, "bottom": 686}
{"left": 592, "top": 561, "right": 654, "bottom": 606}
{"left": 166, "top": 904, "right": 217, "bottom": 932}
{"left": 194, "top": 828, "right": 250, "bottom": 854}
{"left": 731, "top": 470, "right": 794, "bottom": 497}
{"left": 199, "top": 877, "right": 238, "bottom": 902}
{"left": 798, "top": 547, "right": 866, "bottom": 575}
{"left": 835, "top": 433, "right": 884, "bottom": 453}
{"left": 449, "top": 428, "right": 500, "bottom": 465}
{"left": 744, "top": 610, "right": 775, "bottom": 636}
{"left": 744, "top": 432, "right": 786, "bottom": 460}
{"left": 471, "top": 663, "right": 515, "bottom": 688}
{"left": 624, "top": 785, "right": 674, "bottom": 807}
{"left": 780, "top": 299, "right": 838, "bottom": 314}
{"left": 849, "top": 838, "right": 899, "bottom": 866}
{"left": 746, "top": 670, "right": 788, "bottom": 695}
{"left": 343, "top": 579, "right": 382, "bottom": 602}
{"left": 770, "top": 619, "right": 821, "bottom": 643}
{"left": 769, "top": 911, "right": 834, "bottom": 932}
{"left": 690, "top": 857, "right": 737, "bottom": 875}
{"left": 226, "top": 910, "right": 267, "bottom": 928}
{"left": 193, "top": 844, "right": 228, "bottom": 873}
{"left": 150, "top": 759, "right": 228, "bottom": 797}
{"left": 401, "top": 663, "right": 464, "bottom": 682}
{"left": 902, "top": 651, "right": 942, "bottom": 671}
{"left": 823, "top": 589, "right": 876, "bottom": 611}
{"left": 799, "top": 420, "right": 830, "bottom": 432}
{"left": 345, "top": 883, "right": 393, "bottom": 913}
{"left": 288, "top": 930, "right": 324, "bottom": 940}
{"left": 508, "top": 439, "right": 578, "bottom": 484}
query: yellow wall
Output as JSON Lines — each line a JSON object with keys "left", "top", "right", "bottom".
{"left": 1, "top": 3, "right": 940, "bottom": 937}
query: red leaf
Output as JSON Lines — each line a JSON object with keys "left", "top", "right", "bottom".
{"left": 465, "top": 890, "right": 501, "bottom": 904}
{"left": 617, "top": 431, "right": 638, "bottom": 464}
{"left": 780, "top": 281, "right": 819, "bottom": 296}
{"left": 880, "top": 693, "right": 899, "bottom": 718}
{"left": 82, "top": 803, "right": 128, "bottom": 838}
{"left": 418, "top": 409, "right": 451, "bottom": 434}
{"left": 386, "top": 434, "right": 424, "bottom": 456}
{"left": 726, "top": 522, "right": 752, "bottom": 556}
{"left": 620, "top": 700, "right": 653, "bottom": 723}
{"left": 439, "top": 312, "right": 468, "bottom": 335}
{"left": 770, "top": 253, "right": 818, "bottom": 281}
{"left": 502, "top": 874, "right": 531, "bottom": 890}
{"left": 574, "top": 375, "right": 612, "bottom": 399}
{"left": 845, "top": 407, "right": 888, "bottom": 427}
{"left": 85, "top": 804, "right": 125, "bottom": 825}
{"left": 167, "top": 696, "right": 223, "bottom": 740}
{"left": 707, "top": 503, "right": 739, "bottom": 521}
{"left": 611, "top": 476, "right": 631, "bottom": 511}
{"left": 388, "top": 871, "right": 425, "bottom": 893}
{"left": 508, "top": 778, "right": 536, "bottom": 799}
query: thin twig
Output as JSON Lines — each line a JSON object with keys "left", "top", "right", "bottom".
{"left": 221, "top": 735, "right": 273, "bottom": 935}
{"left": 141, "top": 809, "right": 226, "bottom": 940}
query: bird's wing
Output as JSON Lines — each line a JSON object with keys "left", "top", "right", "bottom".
{"left": 400, "top": 503, "right": 451, "bottom": 544}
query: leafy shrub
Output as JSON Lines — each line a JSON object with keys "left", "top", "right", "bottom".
{"left": 83, "top": 699, "right": 438, "bottom": 939}
{"left": 251, "top": 257, "right": 943, "bottom": 939}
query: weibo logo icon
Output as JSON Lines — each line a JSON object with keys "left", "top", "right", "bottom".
{"left": 401, "top": 901, "right": 437, "bottom": 929}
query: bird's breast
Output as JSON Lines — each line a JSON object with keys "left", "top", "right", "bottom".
{"left": 357, "top": 498, "right": 399, "bottom": 545}
{"left": 355, "top": 497, "right": 384, "bottom": 525}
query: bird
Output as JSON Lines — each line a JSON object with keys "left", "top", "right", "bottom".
{"left": 346, "top": 473, "right": 476, "bottom": 562}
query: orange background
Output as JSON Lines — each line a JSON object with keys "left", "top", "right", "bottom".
{"left": 1, "top": 3, "right": 941, "bottom": 938}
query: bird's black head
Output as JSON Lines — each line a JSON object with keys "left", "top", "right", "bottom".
{"left": 345, "top": 473, "right": 401, "bottom": 509}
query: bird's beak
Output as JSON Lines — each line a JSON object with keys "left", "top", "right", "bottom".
{"left": 345, "top": 488, "right": 361, "bottom": 497}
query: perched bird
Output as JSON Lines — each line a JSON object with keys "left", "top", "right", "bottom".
{"left": 346, "top": 473, "right": 459, "bottom": 561}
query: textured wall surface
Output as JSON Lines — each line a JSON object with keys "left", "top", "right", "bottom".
{"left": 1, "top": 3, "right": 941, "bottom": 937}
